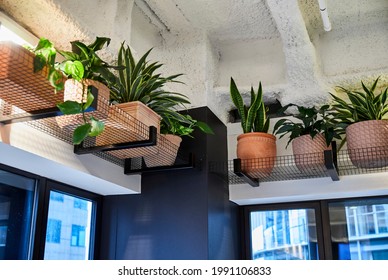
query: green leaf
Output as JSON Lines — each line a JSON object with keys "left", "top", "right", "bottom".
{"left": 48, "top": 70, "right": 64, "bottom": 91}
{"left": 88, "top": 117, "right": 105, "bottom": 137}
{"left": 83, "top": 91, "right": 95, "bottom": 110}
{"left": 73, "top": 123, "right": 92, "bottom": 145}
{"left": 57, "top": 101, "right": 82, "bottom": 115}
{"left": 63, "top": 60, "right": 84, "bottom": 80}
{"left": 230, "top": 77, "right": 246, "bottom": 132}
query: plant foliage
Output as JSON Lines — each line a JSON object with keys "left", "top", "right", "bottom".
{"left": 327, "top": 76, "right": 388, "bottom": 147}
{"left": 110, "top": 43, "right": 213, "bottom": 137}
{"left": 229, "top": 77, "right": 269, "bottom": 133}
{"left": 32, "top": 37, "right": 118, "bottom": 144}
{"left": 273, "top": 104, "right": 340, "bottom": 148}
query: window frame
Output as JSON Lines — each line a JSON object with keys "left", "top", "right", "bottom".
{"left": 34, "top": 179, "right": 102, "bottom": 260}
{"left": 242, "top": 201, "right": 326, "bottom": 260}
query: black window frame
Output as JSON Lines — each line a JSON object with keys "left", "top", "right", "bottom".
{"left": 0, "top": 163, "right": 102, "bottom": 260}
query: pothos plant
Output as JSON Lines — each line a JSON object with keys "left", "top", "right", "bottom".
{"left": 32, "top": 37, "right": 118, "bottom": 144}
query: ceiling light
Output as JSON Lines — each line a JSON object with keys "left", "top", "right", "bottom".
{"left": 0, "top": 11, "right": 38, "bottom": 47}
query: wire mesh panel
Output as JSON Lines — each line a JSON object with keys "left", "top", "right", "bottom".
{"left": 0, "top": 42, "right": 64, "bottom": 112}
{"left": 337, "top": 146, "right": 388, "bottom": 176}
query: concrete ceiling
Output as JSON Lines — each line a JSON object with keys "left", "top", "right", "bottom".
{"left": 1, "top": 0, "right": 388, "bottom": 124}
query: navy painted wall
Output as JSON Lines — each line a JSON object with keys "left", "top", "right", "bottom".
{"left": 99, "top": 107, "right": 241, "bottom": 259}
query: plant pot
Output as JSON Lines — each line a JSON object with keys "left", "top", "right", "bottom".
{"left": 56, "top": 79, "right": 111, "bottom": 130}
{"left": 292, "top": 133, "right": 331, "bottom": 174}
{"left": 143, "top": 134, "right": 182, "bottom": 167}
{"left": 237, "top": 132, "right": 277, "bottom": 177}
{"left": 95, "top": 101, "right": 162, "bottom": 159}
{"left": 0, "top": 41, "right": 64, "bottom": 112}
{"left": 346, "top": 120, "right": 388, "bottom": 168}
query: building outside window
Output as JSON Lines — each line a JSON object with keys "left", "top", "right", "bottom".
{"left": 43, "top": 190, "right": 94, "bottom": 260}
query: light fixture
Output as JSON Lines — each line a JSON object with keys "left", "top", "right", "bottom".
{"left": 317, "top": 0, "right": 332, "bottom": 32}
{"left": 0, "top": 11, "right": 38, "bottom": 47}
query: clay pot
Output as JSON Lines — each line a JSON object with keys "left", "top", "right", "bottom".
{"left": 292, "top": 133, "right": 331, "bottom": 174}
{"left": 236, "top": 132, "right": 277, "bottom": 177}
{"left": 56, "top": 79, "right": 110, "bottom": 130}
{"left": 143, "top": 134, "right": 182, "bottom": 167}
{"left": 346, "top": 120, "right": 388, "bottom": 168}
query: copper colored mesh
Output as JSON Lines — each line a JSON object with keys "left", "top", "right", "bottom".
{"left": 0, "top": 42, "right": 64, "bottom": 112}
{"left": 56, "top": 80, "right": 111, "bottom": 130}
{"left": 143, "top": 134, "right": 182, "bottom": 167}
{"left": 81, "top": 101, "right": 161, "bottom": 159}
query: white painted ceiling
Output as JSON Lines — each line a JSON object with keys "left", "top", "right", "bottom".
{"left": 1, "top": 0, "right": 388, "bottom": 124}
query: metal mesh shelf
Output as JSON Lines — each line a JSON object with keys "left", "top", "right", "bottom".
{"left": 225, "top": 145, "right": 388, "bottom": 186}
{"left": 0, "top": 94, "right": 193, "bottom": 173}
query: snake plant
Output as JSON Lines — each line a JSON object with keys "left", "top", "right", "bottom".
{"left": 229, "top": 77, "right": 269, "bottom": 133}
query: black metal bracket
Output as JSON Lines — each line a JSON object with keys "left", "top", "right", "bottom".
{"left": 0, "top": 107, "right": 62, "bottom": 124}
{"left": 123, "top": 153, "right": 195, "bottom": 174}
{"left": 74, "top": 125, "right": 158, "bottom": 155}
{"left": 0, "top": 85, "right": 99, "bottom": 125}
{"left": 233, "top": 158, "right": 260, "bottom": 187}
{"left": 324, "top": 141, "right": 340, "bottom": 181}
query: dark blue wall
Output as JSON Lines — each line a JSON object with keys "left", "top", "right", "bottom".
{"left": 99, "top": 107, "right": 241, "bottom": 259}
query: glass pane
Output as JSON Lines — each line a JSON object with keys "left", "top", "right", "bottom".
{"left": 250, "top": 208, "right": 318, "bottom": 260}
{"left": 329, "top": 198, "right": 388, "bottom": 260}
{"left": 44, "top": 191, "right": 94, "bottom": 260}
{"left": 0, "top": 169, "right": 37, "bottom": 259}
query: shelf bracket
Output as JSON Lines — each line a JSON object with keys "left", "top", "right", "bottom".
{"left": 233, "top": 158, "right": 260, "bottom": 187}
{"left": 0, "top": 85, "right": 99, "bottom": 125}
{"left": 74, "top": 125, "right": 158, "bottom": 155}
{"left": 324, "top": 141, "right": 339, "bottom": 181}
{"left": 123, "top": 153, "right": 195, "bottom": 174}
{"left": 0, "top": 107, "right": 62, "bottom": 125}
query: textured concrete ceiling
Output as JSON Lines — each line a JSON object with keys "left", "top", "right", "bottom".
{"left": 1, "top": 0, "right": 388, "bottom": 124}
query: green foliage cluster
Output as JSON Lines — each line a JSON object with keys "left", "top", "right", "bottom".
{"left": 273, "top": 104, "right": 340, "bottom": 148}
{"left": 229, "top": 77, "right": 269, "bottom": 134}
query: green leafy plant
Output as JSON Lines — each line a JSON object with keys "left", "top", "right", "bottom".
{"left": 32, "top": 37, "right": 118, "bottom": 144}
{"left": 273, "top": 104, "right": 340, "bottom": 148}
{"left": 160, "top": 114, "right": 214, "bottom": 137}
{"left": 229, "top": 77, "right": 269, "bottom": 133}
{"left": 328, "top": 76, "right": 388, "bottom": 147}
{"left": 111, "top": 43, "right": 213, "bottom": 138}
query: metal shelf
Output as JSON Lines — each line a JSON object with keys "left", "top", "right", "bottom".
{"left": 225, "top": 143, "right": 388, "bottom": 187}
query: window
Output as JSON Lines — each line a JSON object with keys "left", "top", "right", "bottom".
{"left": 43, "top": 189, "right": 95, "bottom": 260}
{"left": 0, "top": 167, "right": 37, "bottom": 260}
{"left": 244, "top": 196, "right": 388, "bottom": 260}
{"left": 50, "top": 192, "right": 64, "bottom": 202}
{"left": 245, "top": 202, "right": 322, "bottom": 260}
{"left": 46, "top": 219, "right": 61, "bottom": 243}
{"left": 328, "top": 198, "right": 388, "bottom": 260}
{"left": 71, "top": 225, "right": 86, "bottom": 247}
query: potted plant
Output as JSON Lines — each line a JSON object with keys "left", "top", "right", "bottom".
{"left": 103, "top": 42, "right": 212, "bottom": 162}
{"left": 327, "top": 76, "right": 388, "bottom": 168}
{"left": 273, "top": 103, "right": 340, "bottom": 172}
{"left": 230, "top": 77, "right": 276, "bottom": 177}
{"left": 32, "top": 36, "right": 118, "bottom": 144}
{"left": 143, "top": 113, "right": 214, "bottom": 167}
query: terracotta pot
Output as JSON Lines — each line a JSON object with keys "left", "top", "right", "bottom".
{"left": 292, "top": 133, "right": 331, "bottom": 174}
{"left": 346, "top": 120, "right": 388, "bottom": 168}
{"left": 56, "top": 79, "right": 110, "bottom": 129}
{"left": 96, "top": 101, "right": 162, "bottom": 159}
{"left": 237, "top": 132, "right": 276, "bottom": 177}
{"left": 143, "top": 134, "right": 182, "bottom": 167}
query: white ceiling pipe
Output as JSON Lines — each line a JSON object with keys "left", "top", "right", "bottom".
{"left": 317, "top": 0, "right": 332, "bottom": 31}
